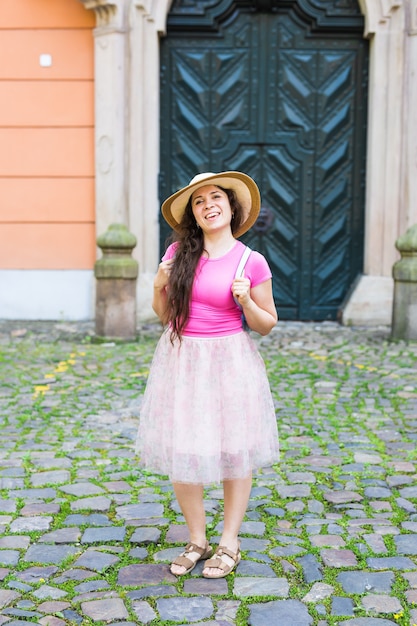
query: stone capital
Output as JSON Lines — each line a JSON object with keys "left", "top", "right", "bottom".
{"left": 79, "top": 0, "right": 125, "bottom": 27}
{"left": 131, "top": 0, "right": 172, "bottom": 34}
{"left": 359, "top": 0, "right": 404, "bottom": 36}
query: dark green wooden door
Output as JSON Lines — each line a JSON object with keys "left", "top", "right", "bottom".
{"left": 159, "top": 0, "right": 368, "bottom": 320}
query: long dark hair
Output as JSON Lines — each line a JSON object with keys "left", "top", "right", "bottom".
{"left": 166, "top": 186, "right": 244, "bottom": 342}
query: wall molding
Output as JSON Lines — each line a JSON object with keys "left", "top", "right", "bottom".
{"left": 359, "top": 0, "right": 403, "bottom": 36}
{"left": 79, "top": 0, "right": 123, "bottom": 26}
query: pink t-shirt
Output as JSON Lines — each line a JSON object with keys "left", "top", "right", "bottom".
{"left": 162, "top": 240, "right": 272, "bottom": 337}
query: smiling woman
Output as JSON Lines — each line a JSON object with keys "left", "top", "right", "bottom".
{"left": 136, "top": 170, "right": 279, "bottom": 580}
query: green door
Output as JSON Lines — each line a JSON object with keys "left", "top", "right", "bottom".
{"left": 159, "top": 0, "right": 368, "bottom": 320}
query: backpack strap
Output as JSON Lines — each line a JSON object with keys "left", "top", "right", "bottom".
{"left": 235, "top": 245, "right": 252, "bottom": 280}
{"left": 234, "top": 246, "right": 252, "bottom": 330}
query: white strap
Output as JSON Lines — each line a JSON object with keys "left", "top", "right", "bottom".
{"left": 235, "top": 246, "right": 252, "bottom": 278}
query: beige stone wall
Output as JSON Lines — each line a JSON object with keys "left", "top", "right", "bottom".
{"left": 343, "top": 0, "right": 417, "bottom": 325}
{"left": 82, "top": 0, "right": 417, "bottom": 325}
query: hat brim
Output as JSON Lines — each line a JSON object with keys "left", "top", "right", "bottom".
{"left": 161, "top": 171, "right": 260, "bottom": 238}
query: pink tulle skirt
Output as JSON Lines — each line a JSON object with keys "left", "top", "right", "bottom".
{"left": 136, "top": 329, "right": 279, "bottom": 484}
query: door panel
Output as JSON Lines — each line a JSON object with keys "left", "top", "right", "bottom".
{"left": 160, "top": 0, "right": 368, "bottom": 320}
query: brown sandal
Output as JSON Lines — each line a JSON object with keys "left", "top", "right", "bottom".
{"left": 170, "top": 541, "right": 213, "bottom": 576}
{"left": 202, "top": 542, "right": 241, "bottom": 578}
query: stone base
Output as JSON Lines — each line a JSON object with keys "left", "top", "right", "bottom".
{"left": 392, "top": 281, "right": 417, "bottom": 341}
{"left": 95, "top": 278, "right": 137, "bottom": 339}
{"left": 340, "top": 275, "right": 394, "bottom": 326}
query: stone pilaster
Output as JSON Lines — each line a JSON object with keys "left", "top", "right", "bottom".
{"left": 127, "top": 1, "right": 171, "bottom": 321}
{"left": 80, "top": 0, "right": 172, "bottom": 321}
{"left": 80, "top": 0, "right": 128, "bottom": 239}
{"left": 362, "top": 1, "right": 405, "bottom": 277}
{"left": 341, "top": 0, "right": 416, "bottom": 325}
{"left": 405, "top": 0, "right": 417, "bottom": 229}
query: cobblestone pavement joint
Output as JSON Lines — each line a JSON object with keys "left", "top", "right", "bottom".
{"left": 0, "top": 320, "right": 416, "bottom": 626}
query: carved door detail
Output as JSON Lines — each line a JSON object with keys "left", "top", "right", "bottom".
{"left": 160, "top": 1, "right": 368, "bottom": 320}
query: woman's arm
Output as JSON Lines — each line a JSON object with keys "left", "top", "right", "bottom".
{"left": 232, "top": 277, "right": 277, "bottom": 336}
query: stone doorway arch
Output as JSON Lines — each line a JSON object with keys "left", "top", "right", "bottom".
{"left": 81, "top": 0, "right": 417, "bottom": 324}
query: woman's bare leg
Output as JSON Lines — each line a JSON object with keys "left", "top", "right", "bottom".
{"left": 203, "top": 473, "right": 252, "bottom": 577}
{"left": 171, "top": 482, "right": 208, "bottom": 575}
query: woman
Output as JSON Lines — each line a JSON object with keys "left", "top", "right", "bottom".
{"left": 136, "top": 171, "right": 279, "bottom": 579}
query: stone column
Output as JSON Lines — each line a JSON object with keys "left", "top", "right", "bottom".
{"left": 79, "top": 0, "right": 128, "bottom": 236}
{"left": 127, "top": 1, "right": 171, "bottom": 321}
{"left": 342, "top": 0, "right": 417, "bottom": 325}
{"left": 95, "top": 224, "right": 138, "bottom": 339}
{"left": 81, "top": 0, "right": 171, "bottom": 322}
{"left": 391, "top": 224, "right": 417, "bottom": 340}
{"left": 404, "top": 0, "right": 417, "bottom": 230}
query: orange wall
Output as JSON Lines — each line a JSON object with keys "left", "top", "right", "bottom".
{"left": 0, "top": 0, "right": 95, "bottom": 270}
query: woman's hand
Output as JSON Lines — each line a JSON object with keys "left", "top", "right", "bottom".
{"left": 232, "top": 275, "right": 278, "bottom": 336}
{"left": 231, "top": 274, "right": 251, "bottom": 307}
{"left": 154, "top": 259, "right": 174, "bottom": 291}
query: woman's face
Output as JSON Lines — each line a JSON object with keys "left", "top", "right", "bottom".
{"left": 191, "top": 185, "right": 233, "bottom": 234}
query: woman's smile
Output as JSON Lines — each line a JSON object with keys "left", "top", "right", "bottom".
{"left": 205, "top": 210, "right": 221, "bottom": 221}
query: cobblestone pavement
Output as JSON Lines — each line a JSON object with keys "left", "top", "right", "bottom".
{"left": 0, "top": 320, "right": 417, "bottom": 626}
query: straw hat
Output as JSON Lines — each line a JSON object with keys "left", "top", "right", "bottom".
{"left": 161, "top": 171, "right": 261, "bottom": 238}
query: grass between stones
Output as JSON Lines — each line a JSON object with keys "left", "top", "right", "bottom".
{"left": 0, "top": 324, "right": 416, "bottom": 624}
